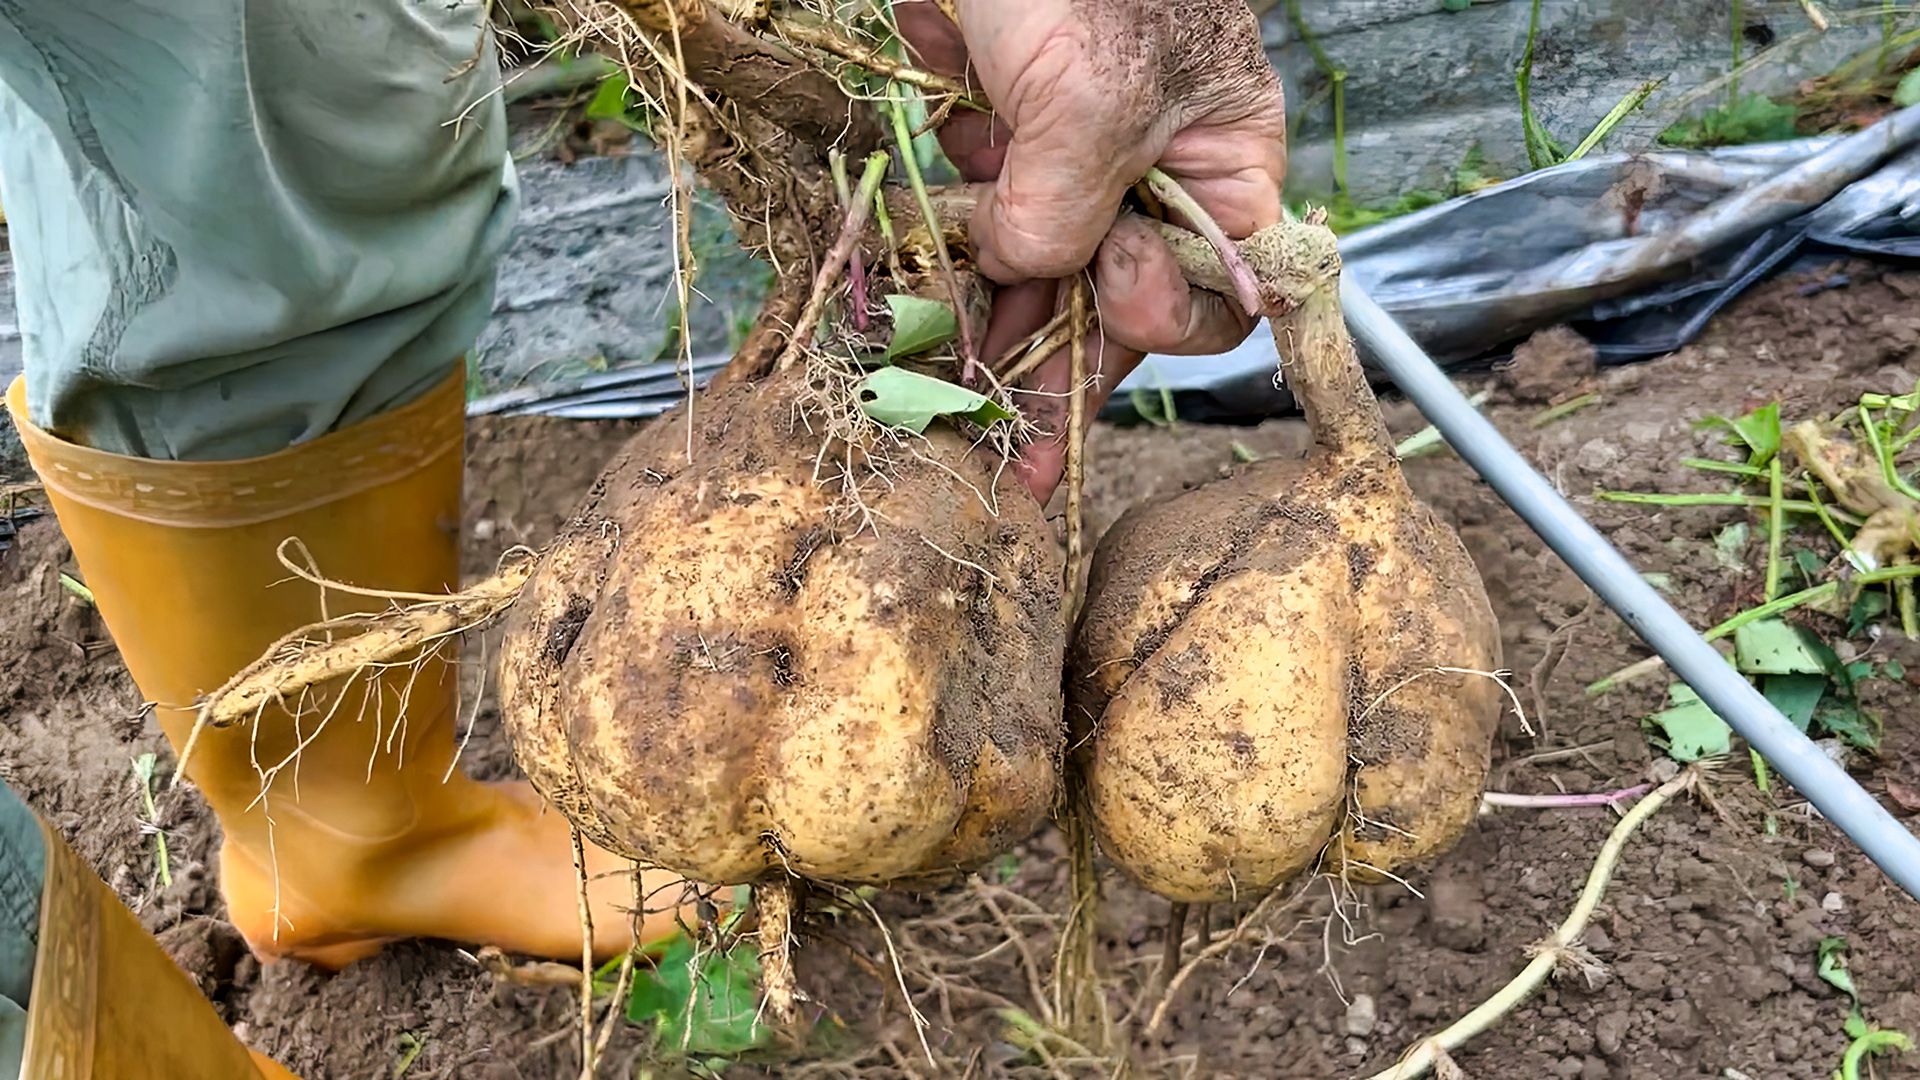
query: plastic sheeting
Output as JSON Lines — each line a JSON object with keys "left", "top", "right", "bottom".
{"left": 467, "top": 103, "right": 1920, "bottom": 423}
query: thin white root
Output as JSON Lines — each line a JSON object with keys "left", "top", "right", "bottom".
{"left": 573, "top": 828, "right": 598, "bottom": 1080}
{"left": 1361, "top": 665, "right": 1535, "bottom": 738}
{"left": 1363, "top": 767, "right": 1696, "bottom": 1080}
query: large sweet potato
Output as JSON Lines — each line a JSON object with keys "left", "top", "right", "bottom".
{"left": 498, "top": 368, "right": 1064, "bottom": 887}
{"left": 1070, "top": 225, "right": 1504, "bottom": 903}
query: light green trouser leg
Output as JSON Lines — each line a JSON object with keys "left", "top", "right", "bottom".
{"left": 0, "top": 779, "right": 45, "bottom": 1080}
{"left": 0, "top": 0, "right": 517, "bottom": 461}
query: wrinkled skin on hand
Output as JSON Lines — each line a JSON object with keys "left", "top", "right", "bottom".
{"left": 897, "top": 0, "right": 1288, "bottom": 501}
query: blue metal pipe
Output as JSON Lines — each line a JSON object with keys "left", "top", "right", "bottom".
{"left": 1339, "top": 275, "right": 1920, "bottom": 899}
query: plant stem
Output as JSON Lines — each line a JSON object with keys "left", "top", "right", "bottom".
{"left": 1840, "top": 1027, "right": 1913, "bottom": 1080}
{"left": 1586, "top": 564, "right": 1920, "bottom": 693}
{"left": 1597, "top": 490, "right": 1830, "bottom": 516}
{"left": 1367, "top": 770, "right": 1694, "bottom": 1080}
{"left": 1285, "top": 0, "right": 1349, "bottom": 194}
{"left": 1530, "top": 391, "right": 1600, "bottom": 428}
{"left": 885, "top": 83, "right": 978, "bottom": 377}
{"left": 1899, "top": 557, "right": 1920, "bottom": 639}
{"left": 1766, "top": 456, "right": 1785, "bottom": 601}
{"left": 774, "top": 151, "right": 890, "bottom": 372}
{"left": 1481, "top": 782, "right": 1653, "bottom": 810}
{"left": 1144, "top": 168, "right": 1263, "bottom": 318}
{"left": 1802, "top": 477, "right": 1863, "bottom": 566}
{"left": 1859, "top": 398, "right": 1920, "bottom": 502}
{"left": 1682, "top": 457, "right": 1766, "bottom": 478}
{"left": 1515, "top": 0, "right": 1565, "bottom": 169}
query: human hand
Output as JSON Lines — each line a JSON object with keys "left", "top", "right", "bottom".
{"left": 896, "top": 0, "right": 1287, "bottom": 501}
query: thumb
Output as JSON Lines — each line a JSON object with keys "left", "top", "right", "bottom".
{"left": 971, "top": 92, "right": 1161, "bottom": 283}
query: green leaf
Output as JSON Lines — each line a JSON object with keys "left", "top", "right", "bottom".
{"left": 1442, "top": 0, "right": 1471, "bottom": 10}
{"left": 1696, "top": 402, "right": 1781, "bottom": 467}
{"left": 1846, "top": 1010, "right": 1871, "bottom": 1040}
{"left": 1659, "top": 93, "right": 1799, "bottom": 149}
{"left": 1792, "top": 549, "right": 1825, "bottom": 587}
{"left": 1884, "top": 659, "right": 1906, "bottom": 680}
{"left": 1642, "top": 572, "right": 1674, "bottom": 593}
{"left": 1762, "top": 674, "right": 1827, "bottom": 732}
{"left": 627, "top": 933, "right": 768, "bottom": 1057}
{"left": 882, "top": 295, "right": 958, "bottom": 359}
{"left": 1896, "top": 67, "right": 1920, "bottom": 108}
{"left": 1817, "top": 699, "right": 1882, "bottom": 753}
{"left": 1714, "top": 522, "right": 1752, "bottom": 571}
{"left": 131, "top": 752, "right": 158, "bottom": 787}
{"left": 1734, "top": 618, "right": 1827, "bottom": 675}
{"left": 585, "top": 73, "right": 647, "bottom": 132}
{"left": 1645, "top": 683, "right": 1732, "bottom": 762}
{"left": 992, "top": 852, "right": 1021, "bottom": 884}
{"left": 1850, "top": 591, "right": 1891, "bottom": 635}
{"left": 585, "top": 73, "right": 630, "bottom": 121}
{"left": 1820, "top": 937, "right": 1859, "bottom": 1002}
{"left": 855, "top": 367, "right": 1014, "bottom": 434}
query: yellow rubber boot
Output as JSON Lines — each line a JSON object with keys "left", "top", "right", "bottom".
{"left": 23, "top": 789, "right": 298, "bottom": 1078}
{"left": 6, "top": 371, "right": 687, "bottom": 967}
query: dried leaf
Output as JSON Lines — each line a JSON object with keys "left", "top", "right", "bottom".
{"left": 1885, "top": 778, "right": 1920, "bottom": 813}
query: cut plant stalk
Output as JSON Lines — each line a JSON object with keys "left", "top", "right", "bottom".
{"left": 1767, "top": 456, "right": 1786, "bottom": 601}
{"left": 1366, "top": 768, "right": 1695, "bottom": 1080}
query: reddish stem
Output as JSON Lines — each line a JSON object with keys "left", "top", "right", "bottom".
{"left": 1144, "top": 168, "right": 1265, "bottom": 318}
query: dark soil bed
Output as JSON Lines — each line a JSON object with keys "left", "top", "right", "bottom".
{"left": 6, "top": 260, "right": 1920, "bottom": 1078}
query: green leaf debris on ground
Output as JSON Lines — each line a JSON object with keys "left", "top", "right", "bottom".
{"left": 627, "top": 932, "right": 769, "bottom": 1058}
{"left": 1817, "top": 936, "right": 1916, "bottom": 1080}
{"left": 1645, "top": 683, "right": 1732, "bottom": 762}
{"left": 1733, "top": 618, "right": 1827, "bottom": 675}
{"left": 1697, "top": 401, "right": 1782, "bottom": 467}
{"left": 855, "top": 367, "right": 1014, "bottom": 434}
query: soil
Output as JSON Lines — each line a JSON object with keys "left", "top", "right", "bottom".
{"left": 6, "top": 259, "right": 1920, "bottom": 1078}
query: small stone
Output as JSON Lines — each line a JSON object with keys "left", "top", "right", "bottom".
{"left": 1345, "top": 993, "right": 1378, "bottom": 1038}
{"left": 472, "top": 517, "right": 497, "bottom": 542}
{"left": 1802, "top": 848, "right": 1837, "bottom": 869}
{"left": 1345, "top": 1037, "right": 1369, "bottom": 1057}
{"left": 1583, "top": 925, "right": 1614, "bottom": 954}
{"left": 1595, "top": 1011, "right": 1631, "bottom": 1057}
{"left": 1822, "top": 891, "right": 1848, "bottom": 914}
{"left": 1775, "top": 1033, "right": 1800, "bottom": 1058}
{"left": 1656, "top": 1002, "right": 1702, "bottom": 1049}
{"left": 1519, "top": 866, "right": 1556, "bottom": 898}
{"left": 1555, "top": 1055, "right": 1585, "bottom": 1078}
{"left": 1581, "top": 1057, "right": 1611, "bottom": 1080}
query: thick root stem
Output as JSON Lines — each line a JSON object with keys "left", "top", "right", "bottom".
{"left": 756, "top": 876, "right": 801, "bottom": 1030}
{"left": 192, "top": 560, "right": 533, "bottom": 732}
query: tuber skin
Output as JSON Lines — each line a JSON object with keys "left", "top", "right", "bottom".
{"left": 1069, "top": 218, "right": 1505, "bottom": 903}
{"left": 498, "top": 367, "right": 1064, "bottom": 888}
